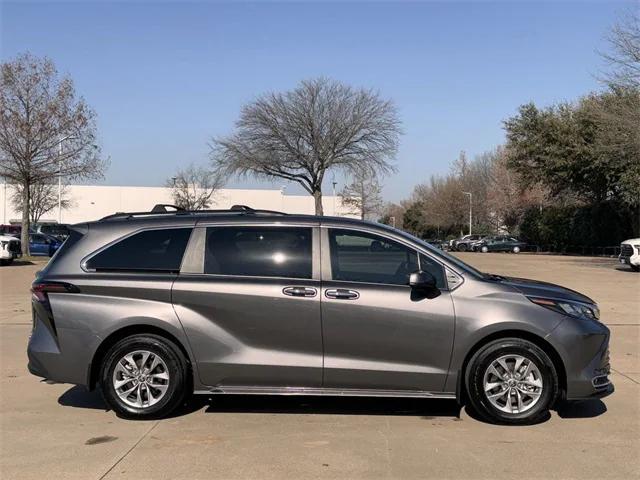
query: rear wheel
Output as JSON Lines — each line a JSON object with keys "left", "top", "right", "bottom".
{"left": 100, "top": 334, "right": 189, "bottom": 419}
{"left": 512, "top": 246, "right": 521, "bottom": 253}
{"left": 466, "top": 338, "right": 558, "bottom": 425}
{"left": 481, "top": 246, "right": 489, "bottom": 253}
{"left": 457, "top": 243, "right": 468, "bottom": 252}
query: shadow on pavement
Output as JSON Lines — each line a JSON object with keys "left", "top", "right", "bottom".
{"left": 58, "top": 386, "right": 607, "bottom": 423}
{"left": 556, "top": 399, "right": 607, "bottom": 419}
{"left": 58, "top": 385, "right": 107, "bottom": 410}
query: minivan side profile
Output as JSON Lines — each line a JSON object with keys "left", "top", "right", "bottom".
{"left": 27, "top": 205, "right": 612, "bottom": 425}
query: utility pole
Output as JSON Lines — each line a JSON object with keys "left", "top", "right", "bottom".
{"left": 463, "top": 191, "right": 472, "bottom": 235}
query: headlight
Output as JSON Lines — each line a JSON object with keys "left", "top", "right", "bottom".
{"left": 528, "top": 297, "right": 600, "bottom": 321}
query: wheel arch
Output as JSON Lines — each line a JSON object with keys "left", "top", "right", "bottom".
{"left": 456, "top": 329, "right": 566, "bottom": 406}
{"left": 88, "top": 324, "right": 192, "bottom": 390}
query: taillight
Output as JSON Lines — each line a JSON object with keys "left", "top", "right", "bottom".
{"left": 31, "top": 282, "right": 80, "bottom": 302}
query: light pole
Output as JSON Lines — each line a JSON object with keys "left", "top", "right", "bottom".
{"left": 56, "top": 135, "right": 76, "bottom": 224}
{"left": 462, "top": 191, "right": 472, "bottom": 235}
{"left": 332, "top": 179, "right": 338, "bottom": 216}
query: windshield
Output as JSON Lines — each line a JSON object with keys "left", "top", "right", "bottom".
{"left": 374, "top": 223, "right": 485, "bottom": 278}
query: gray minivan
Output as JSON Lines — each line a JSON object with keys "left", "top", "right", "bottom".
{"left": 27, "top": 205, "right": 612, "bottom": 424}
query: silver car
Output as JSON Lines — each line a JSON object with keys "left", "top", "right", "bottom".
{"left": 27, "top": 205, "right": 613, "bottom": 424}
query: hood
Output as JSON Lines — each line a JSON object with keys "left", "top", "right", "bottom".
{"left": 497, "top": 276, "right": 595, "bottom": 304}
{"left": 621, "top": 238, "right": 640, "bottom": 245}
{"left": 0, "top": 235, "right": 19, "bottom": 242}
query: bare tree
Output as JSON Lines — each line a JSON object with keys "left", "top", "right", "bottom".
{"left": 0, "top": 53, "right": 106, "bottom": 254}
{"left": 600, "top": 10, "right": 640, "bottom": 88}
{"left": 167, "top": 163, "right": 224, "bottom": 210}
{"left": 211, "top": 77, "right": 400, "bottom": 215}
{"left": 339, "top": 170, "right": 384, "bottom": 220}
{"left": 10, "top": 181, "right": 73, "bottom": 224}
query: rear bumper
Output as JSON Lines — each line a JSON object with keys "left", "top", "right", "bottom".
{"left": 27, "top": 309, "right": 98, "bottom": 386}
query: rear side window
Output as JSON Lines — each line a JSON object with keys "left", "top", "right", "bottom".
{"left": 86, "top": 228, "right": 192, "bottom": 272}
{"left": 205, "top": 226, "right": 312, "bottom": 278}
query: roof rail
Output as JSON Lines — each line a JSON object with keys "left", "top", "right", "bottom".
{"left": 151, "top": 204, "right": 185, "bottom": 213}
{"left": 99, "top": 204, "right": 288, "bottom": 221}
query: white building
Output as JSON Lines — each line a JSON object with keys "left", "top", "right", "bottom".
{"left": 0, "top": 184, "right": 358, "bottom": 224}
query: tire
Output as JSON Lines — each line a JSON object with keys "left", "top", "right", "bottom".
{"left": 100, "top": 334, "right": 189, "bottom": 419}
{"left": 631, "top": 265, "right": 640, "bottom": 272}
{"left": 0, "top": 258, "right": 11, "bottom": 266}
{"left": 481, "top": 246, "right": 489, "bottom": 253}
{"left": 457, "top": 243, "right": 468, "bottom": 252}
{"left": 512, "top": 246, "right": 521, "bottom": 254}
{"left": 465, "top": 338, "right": 558, "bottom": 425}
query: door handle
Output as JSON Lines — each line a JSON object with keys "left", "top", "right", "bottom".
{"left": 325, "top": 288, "right": 360, "bottom": 300}
{"left": 282, "top": 286, "right": 317, "bottom": 297}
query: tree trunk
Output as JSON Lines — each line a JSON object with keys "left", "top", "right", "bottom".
{"left": 313, "top": 189, "right": 323, "bottom": 216}
{"left": 21, "top": 181, "right": 30, "bottom": 256}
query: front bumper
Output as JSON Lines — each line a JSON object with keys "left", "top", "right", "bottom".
{"left": 550, "top": 317, "right": 614, "bottom": 401}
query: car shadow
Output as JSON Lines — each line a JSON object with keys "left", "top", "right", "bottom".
{"left": 58, "top": 385, "right": 461, "bottom": 420}
{"left": 57, "top": 386, "right": 608, "bottom": 423}
{"left": 556, "top": 399, "right": 608, "bottom": 419}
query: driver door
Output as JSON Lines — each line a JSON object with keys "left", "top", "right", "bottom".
{"left": 320, "top": 227, "right": 456, "bottom": 393}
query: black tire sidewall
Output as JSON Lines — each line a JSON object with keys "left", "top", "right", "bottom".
{"left": 100, "top": 334, "right": 188, "bottom": 419}
{"left": 466, "top": 338, "right": 558, "bottom": 425}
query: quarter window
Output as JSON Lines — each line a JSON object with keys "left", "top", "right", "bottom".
{"left": 204, "top": 227, "right": 312, "bottom": 279}
{"left": 86, "top": 228, "right": 192, "bottom": 272}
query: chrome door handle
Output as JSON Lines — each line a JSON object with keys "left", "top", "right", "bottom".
{"left": 325, "top": 288, "right": 360, "bottom": 300}
{"left": 282, "top": 287, "right": 317, "bottom": 297}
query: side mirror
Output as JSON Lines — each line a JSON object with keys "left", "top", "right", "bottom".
{"left": 409, "top": 271, "right": 437, "bottom": 290}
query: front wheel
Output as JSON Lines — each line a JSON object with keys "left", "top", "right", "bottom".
{"left": 466, "top": 338, "right": 558, "bottom": 425}
{"left": 512, "top": 246, "right": 521, "bottom": 254}
{"left": 100, "top": 334, "right": 189, "bottom": 419}
{"left": 481, "top": 246, "right": 489, "bottom": 253}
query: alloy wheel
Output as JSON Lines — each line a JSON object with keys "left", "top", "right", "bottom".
{"left": 483, "top": 354, "right": 543, "bottom": 414}
{"left": 112, "top": 350, "right": 170, "bottom": 408}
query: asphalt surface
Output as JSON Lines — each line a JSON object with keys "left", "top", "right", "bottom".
{"left": 0, "top": 254, "right": 638, "bottom": 479}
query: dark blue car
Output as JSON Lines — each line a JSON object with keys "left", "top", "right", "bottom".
{"left": 29, "top": 233, "right": 62, "bottom": 256}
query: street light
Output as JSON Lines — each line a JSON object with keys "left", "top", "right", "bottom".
{"left": 55, "top": 135, "right": 76, "bottom": 224}
{"left": 462, "top": 191, "right": 472, "bottom": 235}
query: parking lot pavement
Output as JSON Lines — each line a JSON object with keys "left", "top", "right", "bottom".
{"left": 1, "top": 255, "right": 638, "bottom": 480}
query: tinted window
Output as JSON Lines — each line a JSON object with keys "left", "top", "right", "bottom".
{"left": 205, "top": 227, "right": 312, "bottom": 278}
{"left": 329, "top": 229, "right": 418, "bottom": 285}
{"left": 419, "top": 253, "right": 446, "bottom": 289}
{"left": 86, "top": 228, "right": 192, "bottom": 272}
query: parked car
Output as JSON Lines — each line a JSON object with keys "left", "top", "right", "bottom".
{"left": 423, "top": 238, "right": 445, "bottom": 250}
{"left": 451, "top": 234, "right": 487, "bottom": 252}
{"left": 28, "top": 204, "right": 612, "bottom": 425}
{"left": 0, "top": 235, "right": 21, "bottom": 265}
{"left": 0, "top": 224, "right": 21, "bottom": 237}
{"left": 35, "top": 223, "right": 71, "bottom": 241}
{"left": 475, "top": 235, "right": 526, "bottom": 253}
{"left": 29, "top": 233, "right": 63, "bottom": 257}
{"left": 619, "top": 238, "right": 640, "bottom": 272}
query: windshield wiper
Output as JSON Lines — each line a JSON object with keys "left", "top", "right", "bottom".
{"left": 484, "top": 273, "right": 505, "bottom": 281}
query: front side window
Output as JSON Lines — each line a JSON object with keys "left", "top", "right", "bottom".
{"left": 205, "top": 226, "right": 312, "bottom": 279}
{"left": 329, "top": 229, "right": 419, "bottom": 286}
{"left": 86, "top": 228, "right": 192, "bottom": 272}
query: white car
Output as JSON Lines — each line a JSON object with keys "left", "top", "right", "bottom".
{"left": 619, "top": 238, "right": 640, "bottom": 272}
{"left": 0, "top": 235, "right": 21, "bottom": 266}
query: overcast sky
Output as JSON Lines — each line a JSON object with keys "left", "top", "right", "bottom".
{"left": 1, "top": 0, "right": 633, "bottom": 201}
